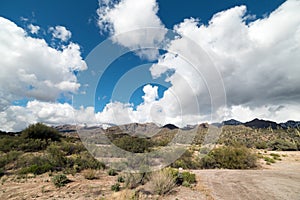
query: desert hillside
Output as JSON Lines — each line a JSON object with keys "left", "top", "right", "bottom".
{"left": 0, "top": 122, "right": 300, "bottom": 199}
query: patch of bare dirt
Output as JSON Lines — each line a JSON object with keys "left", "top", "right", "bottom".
{"left": 192, "top": 151, "right": 300, "bottom": 200}
{"left": 0, "top": 171, "right": 114, "bottom": 200}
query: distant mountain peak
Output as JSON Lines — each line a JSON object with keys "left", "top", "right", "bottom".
{"left": 244, "top": 118, "right": 278, "bottom": 129}
{"left": 223, "top": 119, "right": 242, "bottom": 126}
{"left": 162, "top": 124, "right": 179, "bottom": 130}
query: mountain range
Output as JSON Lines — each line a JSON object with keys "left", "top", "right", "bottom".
{"left": 221, "top": 118, "right": 300, "bottom": 129}
{"left": 52, "top": 119, "right": 300, "bottom": 136}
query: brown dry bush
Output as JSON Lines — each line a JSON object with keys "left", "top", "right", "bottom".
{"left": 149, "top": 168, "right": 176, "bottom": 195}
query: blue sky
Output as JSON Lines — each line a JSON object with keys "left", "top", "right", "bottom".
{"left": 0, "top": 0, "right": 285, "bottom": 57}
{"left": 0, "top": 0, "right": 299, "bottom": 131}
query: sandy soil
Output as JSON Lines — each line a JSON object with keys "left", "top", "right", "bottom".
{"left": 1, "top": 151, "right": 299, "bottom": 200}
{"left": 192, "top": 151, "right": 300, "bottom": 200}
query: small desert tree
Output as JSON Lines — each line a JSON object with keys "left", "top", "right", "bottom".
{"left": 21, "top": 123, "right": 61, "bottom": 142}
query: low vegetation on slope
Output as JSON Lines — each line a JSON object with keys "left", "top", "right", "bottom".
{"left": 0, "top": 123, "right": 105, "bottom": 178}
{"left": 218, "top": 125, "right": 300, "bottom": 150}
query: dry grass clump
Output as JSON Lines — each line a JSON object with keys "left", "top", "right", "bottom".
{"left": 149, "top": 168, "right": 176, "bottom": 195}
{"left": 82, "top": 169, "right": 97, "bottom": 180}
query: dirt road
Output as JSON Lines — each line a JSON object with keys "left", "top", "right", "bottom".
{"left": 192, "top": 151, "right": 300, "bottom": 200}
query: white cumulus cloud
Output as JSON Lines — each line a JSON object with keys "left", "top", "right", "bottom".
{"left": 0, "top": 100, "right": 99, "bottom": 132}
{"left": 27, "top": 24, "right": 40, "bottom": 34}
{"left": 49, "top": 25, "right": 72, "bottom": 42}
{"left": 0, "top": 17, "right": 87, "bottom": 111}
{"left": 97, "top": 0, "right": 166, "bottom": 60}
{"left": 94, "top": 0, "right": 300, "bottom": 127}
{"left": 149, "top": 0, "right": 300, "bottom": 124}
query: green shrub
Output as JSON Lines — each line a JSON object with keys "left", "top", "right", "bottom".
{"left": 170, "top": 169, "right": 196, "bottom": 186}
{"left": 17, "top": 154, "right": 49, "bottom": 168}
{"left": 199, "top": 155, "right": 216, "bottom": 169}
{"left": 21, "top": 123, "right": 61, "bottom": 142}
{"left": 182, "top": 181, "right": 191, "bottom": 187}
{"left": 200, "top": 146, "right": 257, "bottom": 169}
{"left": 19, "top": 138, "right": 48, "bottom": 152}
{"left": 117, "top": 175, "right": 125, "bottom": 183}
{"left": 52, "top": 174, "right": 69, "bottom": 188}
{"left": 46, "top": 144, "right": 67, "bottom": 170}
{"left": 16, "top": 154, "right": 54, "bottom": 174}
{"left": 18, "top": 163, "right": 53, "bottom": 175}
{"left": 0, "top": 137, "right": 18, "bottom": 152}
{"left": 108, "top": 168, "right": 118, "bottom": 176}
{"left": 254, "top": 141, "right": 268, "bottom": 149}
{"left": 269, "top": 139, "right": 297, "bottom": 151}
{"left": 171, "top": 150, "right": 201, "bottom": 169}
{"left": 181, "top": 171, "right": 196, "bottom": 185}
{"left": 73, "top": 151, "right": 105, "bottom": 171}
{"left": 0, "top": 151, "right": 22, "bottom": 168}
{"left": 270, "top": 153, "right": 281, "bottom": 160}
{"left": 112, "top": 135, "right": 154, "bottom": 153}
{"left": 264, "top": 157, "right": 276, "bottom": 164}
{"left": 59, "top": 141, "right": 85, "bottom": 155}
{"left": 111, "top": 183, "right": 120, "bottom": 192}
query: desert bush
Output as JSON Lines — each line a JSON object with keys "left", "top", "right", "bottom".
{"left": 199, "top": 154, "right": 216, "bottom": 169}
{"left": 0, "top": 136, "right": 49, "bottom": 152}
{"left": 110, "top": 189, "right": 137, "bottom": 200}
{"left": 82, "top": 169, "right": 97, "bottom": 180}
{"left": 16, "top": 154, "right": 54, "bottom": 174}
{"left": 254, "top": 141, "right": 268, "bottom": 149}
{"left": 200, "top": 146, "right": 257, "bottom": 169}
{"left": 264, "top": 157, "right": 276, "bottom": 164}
{"left": 270, "top": 153, "right": 281, "bottom": 160}
{"left": 111, "top": 183, "right": 120, "bottom": 192}
{"left": 18, "top": 163, "right": 53, "bottom": 175}
{"left": 112, "top": 135, "right": 154, "bottom": 153}
{"left": 73, "top": 151, "right": 105, "bottom": 171}
{"left": 117, "top": 175, "right": 125, "bottom": 183}
{"left": 171, "top": 150, "right": 201, "bottom": 169}
{"left": 0, "top": 137, "right": 22, "bottom": 152}
{"left": 52, "top": 174, "right": 69, "bottom": 187}
{"left": 181, "top": 171, "right": 196, "bottom": 185}
{"left": 165, "top": 168, "right": 196, "bottom": 186}
{"left": 149, "top": 168, "right": 176, "bottom": 195}
{"left": 124, "top": 173, "right": 145, "bottom": 189}
{"left": 20, "top": 138, "right": 48, "bottom": 152}
{"left": 269, "top": 139, "right": 297, "bottom": 151}
{"left": 17, "top": 154, "right": 48, "bottom": 167}
{"left": 108, "top": 168, "right": 118, "bottom": 176}
{"left": 21, "top": 123, "right": 61, "bottom": 142}
{"left": 0, "top": 150, "right": 22, "bottom": 168}
{"left": 46, "top": 144, "right": 67, "bottom": 170}
{"left": 59, "top": 141, "right": 85, "bottom": 155}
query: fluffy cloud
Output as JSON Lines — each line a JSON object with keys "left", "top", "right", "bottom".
{"left": 96, "top": 84, "right": 206, "bottom": 127}
{"left": 97, "top": 0, "right": 166, "bottom": 60}
{"left": 49, "top": 25, "right": 72, "bottom": 42}
{"left": 224, "top": 104, "right": 300, "bottom": 123}
{"left": 2, "top": 1, "right": 300, "bottom": 132}
{"left": 93, "top": 0, "right": 300, "bottom": 127}
{"left": 27, "top": 24, "right": 40, "bottom": 34}
{"left": 0, "top": 100, "right": 99, "bottom": 132}
{"left": 0, "top": 17, "right": 87, "bottom": 111}
{"left": 149, "top": 0, "right": 300, "bottom": 124}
